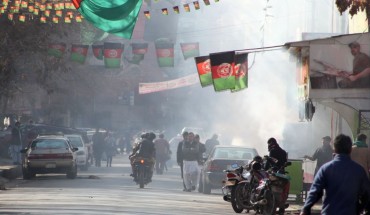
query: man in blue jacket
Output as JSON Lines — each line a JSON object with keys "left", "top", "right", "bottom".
{"left": 300, "top": 134, "right": 370, "bottom": 215}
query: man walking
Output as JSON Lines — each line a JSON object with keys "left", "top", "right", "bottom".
{"left": 177, "top": 131, "right": 189, "bottom": 191}
{"left": 154, "top": 133, "right": 170, "bottom": 175}
{"left": 10, "top": 121, "right": 22, "bottom": 165}
{"left": 181, "top": 132, "right": 201, "bottom": 192}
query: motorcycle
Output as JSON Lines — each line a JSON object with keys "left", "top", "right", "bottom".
{"left": 222, "top": 164, "right": 250, "bottom": 213}
{"left": 132, "top": 157, "right": 153, "bottom": 188}
{"left": 232, "top": 156, "right": 291, "bottom": 215}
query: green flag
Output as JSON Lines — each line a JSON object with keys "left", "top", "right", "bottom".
{"left": 155, "top": 42, "right": 174, "bottom": 67}
{"left": 104, "top": 42, "right": 124, "bottom": 68}
{"left": 233, "top": 53, "right": 248, "bottom": 92}
{"left": 70, "top": 44, "right": 89, "bottom": 64}
{"left": 48, "top": 43, "right": 66, "bottom": 58}
{"left": 195, "top": 56, "right": 212, "bottom": 87}
{"left": 72, "top": 0, "right": 143, "bottom": 39}
{"left": 181, "top": 42, "right": 200, "bottom": 60}
{"left": 210, "top": 51, "right": 236, "bottom": 92}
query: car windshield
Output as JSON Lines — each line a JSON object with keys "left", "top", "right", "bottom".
{"left": 66, "top": 136, "right": 83, "bottom": 147}
{"left": 31, "top": 139, "right": 68, "bottom": 149}
{"left": 212, "top": 148, "right": 255, "bottom": 160}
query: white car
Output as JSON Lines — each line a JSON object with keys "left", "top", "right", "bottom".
{"left": 65, "top": 134, "right": 89, "bottom": 171}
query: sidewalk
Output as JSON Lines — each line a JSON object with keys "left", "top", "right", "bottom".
{"left": 285, "top": 200, "right": 322, "bottom": 214}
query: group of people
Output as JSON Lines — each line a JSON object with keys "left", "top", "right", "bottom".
{"left": 91, "top": 128, "right": 119, "bottom": 167}
{"left": 301, "top": 133, "right": 370, "bottom": 215}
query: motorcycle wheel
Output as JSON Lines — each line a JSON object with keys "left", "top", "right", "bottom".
{"left": 138, "top": 167, "right": 145, "bottom": 188}
{"left": 261, "top": 189, "right": 276, "bottom": 215}
{"left": 231, "top": 186, "right": 244, "bottom": 213}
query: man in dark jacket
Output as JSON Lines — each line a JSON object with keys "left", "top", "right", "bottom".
{"left": 177, "top": 131, "right": 189, "bottom": 191}
{"left": 265, "top": 137, "right": 287, "bottom": 171}
{"left": 265, "top": 137, "right": 289, "bottom": 214}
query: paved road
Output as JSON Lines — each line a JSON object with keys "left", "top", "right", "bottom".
{"left": 0, "top": 153, "right": 316, "bottom": 214}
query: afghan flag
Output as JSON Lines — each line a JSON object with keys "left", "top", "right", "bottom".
{"left": 180, "top": 42, "right": 200, "bottom": 60}
{"left": 92, "top": 44, "right": 103, "bottom": 60}
{"left": 103, "top": 42, "right": 124, "bottom": 68}
{"left": 210, "top": 51, "right": 236, "bottom": 92}
{"left": 233, "top": 53, "right": 248, "bottom": 92}
{"left": 70, "top": 44, "right": 89, "bottom": 64}
{"left": 155, "top": 42, "right": 174, "bottom": 67}
{"left": 195, "top": 56, "right": 212, "bottom": 87}
{"left": 71, "top": 0, "right": 143, "bottom": 39}
{"left": 48, "top": 43, "right": 66, "bottom": 58}
{"left": 130, "top": 43, "right": 148, "bottom": 64}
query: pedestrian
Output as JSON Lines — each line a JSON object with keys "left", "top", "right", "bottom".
{"left": 205, "top": 134, "right": 219, "bottom": 157}
{"left": 182, "top": 132, "right": 201, "bottom": 192}
{"left": 195, "top": 134, "right": 206, "bottom": 165}
{"left": 177, "top": 131, "right": 189, "bottom": 191}
{"left": 304, "top": 136, "right": 333, "bottom": 176}
{"left": 351, "top": 133, "right": 370, "bottom": 179}
{"left": 92, "top": 128, "right": 105, "bottom": 167}
{"left": 154, "top": 133, "right": 170, "bottom": 175}
{"left": 9, "top": 121, "right": 22, "bottom": 165}
{"left": 105, "top": 132, "right": 116, "bottom": 167}
{"left": 194, "top": 134, "right": 205, "bottom": 191}
{"left": 300, "top": 134, "right": 370, "bottom": 215}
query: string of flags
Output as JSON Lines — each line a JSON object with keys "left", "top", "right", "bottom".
{"left": 143, "top": 0, "right": 220, "bottom": 19}
{"left": 48, "top": 40, "right": 247, "bottom": 92}
{"left": 0, "top": 0, "right": 84, "bottom": 24}
{"left": 47, "top": 41, "right": 200, "bottom": 69}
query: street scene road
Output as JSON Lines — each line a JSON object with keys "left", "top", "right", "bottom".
{"left": 0, "top": 153, "right": 242, "bottom": 215}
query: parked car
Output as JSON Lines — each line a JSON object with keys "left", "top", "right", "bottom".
{"left": 64, "top": 134, "right": 89, "bottom": 171}
{"left": 20, "top": 135, "right": 78, "bottom": 179}
{"left": 198, "top": 145, "right": 259, "bottom": 194}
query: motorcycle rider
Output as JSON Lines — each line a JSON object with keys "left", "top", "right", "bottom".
{"left": 265, "top": 137, "right": 288, "bottom": 171}
{"left": 265, "top": 137, "right": 289, "bottom": 215}
{"left": 129, "top": 132, "right": 156, "bottom": 182}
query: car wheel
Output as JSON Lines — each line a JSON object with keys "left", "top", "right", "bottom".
{"left": 202, "top": 176, "right": 211, "bottom": 194}
{"left": 66, "top": 164, "right": 77, "bottom": 179}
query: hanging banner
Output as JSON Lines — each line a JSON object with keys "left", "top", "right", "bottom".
{"left": 210, "top": 51, "right": 236, "bottom": 92}
{"left": 155, "top": 42, "right": 174, "bottom": 67}
{"left": 233, "top": 53, "right": 248, "bottom": 91}
{"left": 139, "top": 73, "right": 198, "bottom": 94}
{"left": 103, "top": 42, "right": 123, "bottom": 68}
{"left": 195, "top": 55, "right": 212, "bottom": 87}
{"left": 47, "top": 43, "right": 66, "bottom": 58}
{"left": 70, "top": 44, "right": 89, "bottom": 64}
{"left": 181, "top": 42, "right": 200, "bottom": 60}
